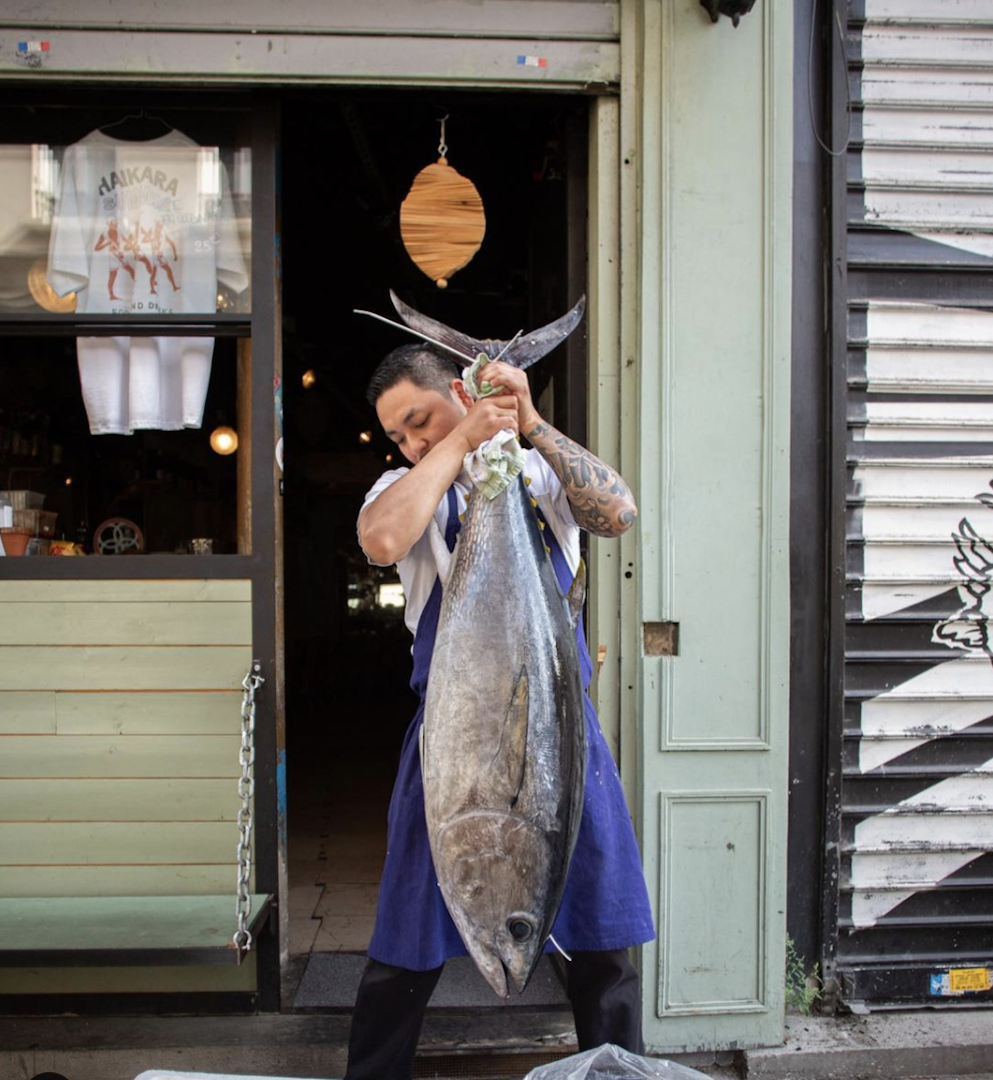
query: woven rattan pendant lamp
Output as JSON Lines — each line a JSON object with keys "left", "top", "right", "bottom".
{"left": 400, "top": 115, "right": 485, "bottom": 289}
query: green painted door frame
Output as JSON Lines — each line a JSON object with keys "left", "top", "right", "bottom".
{"left": 589, "top": 0, "right": 793, "bottom": 1053}
{"left": 0, "top": 0, "right": 792, "bottom": 1041}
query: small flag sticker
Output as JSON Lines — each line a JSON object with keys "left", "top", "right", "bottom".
{"left": 18, "top": 41, "right": 51, "bottom": 54}
{"left": 517, "top": 55, "right": 548, "bottom": 68}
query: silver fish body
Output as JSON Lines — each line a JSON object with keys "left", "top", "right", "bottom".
{"left": 421, "top": 472, "right": 586, "bottom": 999}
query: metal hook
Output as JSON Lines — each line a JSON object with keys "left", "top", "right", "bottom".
{"left": 437, "top": 113, "right": 449, "bottom": 159}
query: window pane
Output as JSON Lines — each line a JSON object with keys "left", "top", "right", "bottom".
{"left": 0, "top": 122, "right": 250, "bottom": 316}
{"left": 0, "top": 336, "right": 245, "bottom": 557}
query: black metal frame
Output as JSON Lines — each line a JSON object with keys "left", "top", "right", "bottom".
{"left": 247, "top": 94, "right": 281, "bottom": 1013}
{"left": 819, "top": 0, "right": 853, "bottom": 1008}
{"left": 0, "top": 87, "right": 283, "bottom": 1013}
{"left": 786, "top": 0, "right": 831, "bottom": 973}
{"left": 0, "top": 314, "right": 250, "bottom": 335}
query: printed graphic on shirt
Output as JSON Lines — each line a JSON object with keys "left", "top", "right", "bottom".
{"left": 46, "top": 127, "right": 248, "bottom": 434}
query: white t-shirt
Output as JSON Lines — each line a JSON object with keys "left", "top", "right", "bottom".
{"left": 360, "top": 449, "right": 581, "bottom": 638}
{"left": 47, "top": 127, "right": 248, "bottom": 434}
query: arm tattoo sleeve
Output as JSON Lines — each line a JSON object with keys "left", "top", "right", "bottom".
{"left": 526, "top": 421, "right": 637, "bottom": 537}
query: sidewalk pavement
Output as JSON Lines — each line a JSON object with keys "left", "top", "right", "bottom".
{"left": 740, "top": 1010, "right": 993, "bottom": 1080}
{"left": 0, "top": 1008, "right": 990, "bottom": 1080}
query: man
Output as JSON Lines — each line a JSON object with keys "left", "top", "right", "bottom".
{"left": 347, "top": 341, "right": 654, "bottom": 1080}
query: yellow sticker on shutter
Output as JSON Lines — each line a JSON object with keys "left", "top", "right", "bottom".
{"left": 948, "top": 968, "right": 991, "bottom": 993}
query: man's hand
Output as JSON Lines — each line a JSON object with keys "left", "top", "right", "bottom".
{"left": 471, "top": 361, "right": 541, "bottom": 435}
{"left": 472, "top": 360, "right": 637, "bottom": 538}
{"left": 453, "top": 390, "right": 521, "bottom": 453}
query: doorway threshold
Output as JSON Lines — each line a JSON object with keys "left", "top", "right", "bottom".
{"left": 290, "top": 952, "right": 570, "bottom": 1010}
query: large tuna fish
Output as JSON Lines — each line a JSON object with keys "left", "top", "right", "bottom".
{"left": 391, "top": 293, "right": 588, "bottom": 999}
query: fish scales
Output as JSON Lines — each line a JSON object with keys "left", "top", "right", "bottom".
{"left": 422, "top": 470, "right": 586, "bottom": 999}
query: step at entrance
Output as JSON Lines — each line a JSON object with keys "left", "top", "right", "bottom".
{"left": 293, "top": 952, "right": 571, "bottom": 1009}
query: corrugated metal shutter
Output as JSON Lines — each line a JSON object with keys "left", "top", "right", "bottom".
{"left": 837, "top": 0, "right": 993, "bottom": 1005}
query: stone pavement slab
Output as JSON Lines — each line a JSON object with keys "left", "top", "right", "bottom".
{"left": 743, "top": 1012, "right": 993, "bottom": 1080}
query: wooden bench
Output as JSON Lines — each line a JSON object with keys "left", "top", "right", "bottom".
{"left": 0, "top": 894, "right": 271, "bottom": 966}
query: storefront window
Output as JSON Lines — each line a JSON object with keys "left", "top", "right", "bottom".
{"left": 0, "top": 335, "right": 245, "bottom": 556}
{"left": 0, "top": 134, "right": 251, "bottom": 316}
{"left": 0, "top": 99, "right": 254, "bottom": 561}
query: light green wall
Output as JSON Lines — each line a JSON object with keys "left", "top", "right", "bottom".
{"left": 620, "top": 0, "right": 793, "bottom": 1052}
{"left": 0, "top": 578, "right": 257, "bottom": 993}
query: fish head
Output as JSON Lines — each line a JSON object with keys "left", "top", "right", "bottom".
{"left": 435, "top": 813, "right": 555, "bottom": 998}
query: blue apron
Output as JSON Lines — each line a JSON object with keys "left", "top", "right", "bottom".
{"left": 368, "top": 486, "right": 656, "bottom": 970}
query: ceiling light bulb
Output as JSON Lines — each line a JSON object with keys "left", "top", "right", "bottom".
{"left": 210, "top": 425, "right": 239, "bottom": 455}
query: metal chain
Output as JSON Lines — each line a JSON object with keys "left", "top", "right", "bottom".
{"left": 233, "top": 659, "right": 264, "bottom": 960}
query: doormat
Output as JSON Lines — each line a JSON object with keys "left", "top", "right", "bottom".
{"left": 293, "top": 952, "right": 569, "bottom": 1008}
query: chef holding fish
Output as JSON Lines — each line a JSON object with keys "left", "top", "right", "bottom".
{"left": 347, "top": 295, "right": 655, "bottom": 1080}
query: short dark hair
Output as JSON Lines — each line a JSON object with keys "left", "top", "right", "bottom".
{"left": 365, "top": 343, "right": 461, "bottom": 407}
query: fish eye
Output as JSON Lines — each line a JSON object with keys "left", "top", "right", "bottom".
{"left": 507, "top": 918, "right": 534, "bottom": 943}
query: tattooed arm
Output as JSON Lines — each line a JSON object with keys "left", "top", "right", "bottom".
{"left": 468, "top": 357, "right": 637, "bottom": 537}
{"left": 524, "top": 420, "right": 638, "bottom": 538}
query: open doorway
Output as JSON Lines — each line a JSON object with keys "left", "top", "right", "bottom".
{"left": 280, "top": 89, "right": 587, "bottom": 1009}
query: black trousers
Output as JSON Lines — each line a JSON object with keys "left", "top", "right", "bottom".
{"left": 344, "top": 949, "right": 644, "bottom": 1080}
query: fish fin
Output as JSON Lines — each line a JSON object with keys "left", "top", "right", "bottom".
{"left": 547, "top": 934, "right": 573, "bottom": 962}
{"left": 390, "top": 290, "right": 586, "bottom": 371}
{"left": 429, "top": 520, "right": 453, "bottom": 587}
{"left": 565, "top": 559, "right": 587, "bottom": 629}
{"left": 502, "top": 296, "right": 586, "bottom": 371}
{"left": 487, "top": 664, "right": 529, "bottom": 807}
{"left": 390, "top": 291, "right": 497, "bottom": 367}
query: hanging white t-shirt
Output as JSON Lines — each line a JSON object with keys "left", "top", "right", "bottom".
{"left": 359, "top": 448, "right": 581, "bottom": 638}
{"left": 46, "top": 127, "right": 248, "bottom": 434}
